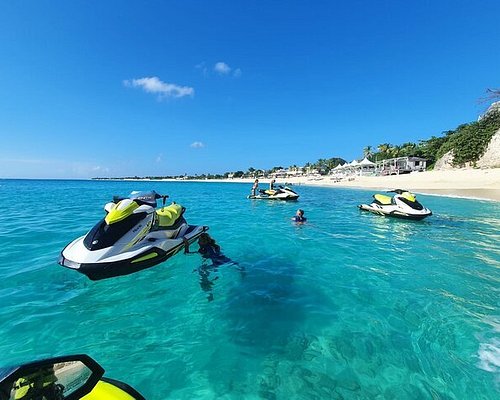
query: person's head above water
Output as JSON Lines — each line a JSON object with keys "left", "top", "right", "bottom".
{"left": 198, "top": 233, "right": 211, "bottom": 246}
{"left": 197, "top": 233, "right": 221, "bottom": 256}
{"left": 292, "top": 209, "right": 306, "bottom": 223}
{"left": 198, "top": 233, "right": 219, "bottom": 248}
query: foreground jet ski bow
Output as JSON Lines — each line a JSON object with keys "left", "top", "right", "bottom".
{"left": 358, "top": 189, "right": 432, "bottom": 220}
{"left": 248, "top": 186, "right": 299, "bottom": 200}
{"left": 0, "top": 354, "right": 145, "bottom": 399}
{"left": 59, "top": 191, "right": 207, "bottom": 280}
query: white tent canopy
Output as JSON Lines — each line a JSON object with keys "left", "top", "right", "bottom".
{"left": 349, "top": 159, "right": 359, "bottom": 166}
{"left": 359, "top": 157, "right": 375, "bottom": 166}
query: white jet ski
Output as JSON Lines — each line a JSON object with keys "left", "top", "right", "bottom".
{"left": 248, "top": 185, "right": 299, "bottom": 201}
{"left": 59, "top": 191, "right": 207, "bottom": 280}
{"left": 359, "top": 189, "right": 432, "bottom": 220}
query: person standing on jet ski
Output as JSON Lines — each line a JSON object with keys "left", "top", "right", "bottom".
{"left": 251, "top": 178, "right": 259, "bottom": 196}
{"left": 270, "top": 178, "right": 276, "bottom": 191}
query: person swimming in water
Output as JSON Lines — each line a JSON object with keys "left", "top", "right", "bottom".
{"left": 194, "top": 233, "right": 232, "bottom": 266}
{"left": 184, "top": 233, "right": 243, "bottom": 301}
{"left": 292, "top": 209, "right": 306, "bottom": 223}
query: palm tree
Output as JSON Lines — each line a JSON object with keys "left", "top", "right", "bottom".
{"left": 377, "top": 143, "right": 391, "bottom": 159}
{"left": 400, "top": 142, "right": 416, "bottom": 157}
{"left": 377, "top": 143, "right": 390, "bottom": 154}
{"left": 390, "top": 145, "right": 402, "bottom": 158}
{"left": 363, "top": 145, "right": 373, "bottom": 160}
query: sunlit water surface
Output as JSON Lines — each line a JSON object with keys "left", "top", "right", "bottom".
{"left": 0, "top": 179, "right": 498, "bottom": 399}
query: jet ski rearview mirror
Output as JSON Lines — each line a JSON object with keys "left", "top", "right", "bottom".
{"left": 0, "top": 354, "right": 104, "bottom": 400}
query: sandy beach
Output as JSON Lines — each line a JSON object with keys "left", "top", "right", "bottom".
{"left": 182, "top": 168, "right": 500, "bottom": 201}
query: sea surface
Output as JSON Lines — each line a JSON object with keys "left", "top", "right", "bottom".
{"left": 0, "top": 179, "right": 499, "bottom": 399}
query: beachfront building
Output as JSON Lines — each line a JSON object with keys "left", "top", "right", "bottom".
{"left": 329, "top": 156, "right": 426, "bottom": 181}
{"left": 375, "top": 156, "right": 427, "bottom": 175}
{"left": 269, "top": 168, "right": 305, "bottom": 179}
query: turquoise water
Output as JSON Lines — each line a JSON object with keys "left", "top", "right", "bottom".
{"left": 0, "top": 179, "right": 499, "bottom": 399}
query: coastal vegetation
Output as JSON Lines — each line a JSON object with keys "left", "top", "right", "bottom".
{"left": 95, "top": 98, "right": 500, "bottom": 180}
{"left": 365, "top": 101, "right": 500, "bottom": 169}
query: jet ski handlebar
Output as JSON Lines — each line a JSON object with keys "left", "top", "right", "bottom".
{"left": 388, "top": 189, "right": 406, "bottom": 194}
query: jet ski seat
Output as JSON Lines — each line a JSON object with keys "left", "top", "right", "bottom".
{"left": 156, "top": 203, "right": 185, "bottom": 228}
{"left": 373, "top": 194, "right": 393, "bottom": 205}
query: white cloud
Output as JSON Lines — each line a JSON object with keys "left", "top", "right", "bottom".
{"left": 233, "top": 68, "right": 242, "bottom": 78}
{"left": 123, "top": 76, "right": 194, "bottom": 99}
{"left": 190, "top": 141, "right": 205, "bottom": 148}
{"left": 214, "top": 62, "right": 231, "bottom": 75}
{"left": 195, "top": 62, "right": 208, "bottom": 76}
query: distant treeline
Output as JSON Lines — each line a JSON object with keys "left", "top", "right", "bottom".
{"left": 94, "top": 100, "right": 500, "bottom": 180}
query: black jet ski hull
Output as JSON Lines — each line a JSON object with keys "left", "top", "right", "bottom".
{"left": 59, "top": 225, "right": 207, "bottom": 280}
{"left": 358, "top": 204, "right": 432, "bottom": 220}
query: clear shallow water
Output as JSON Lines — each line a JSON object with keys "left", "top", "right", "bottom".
{"left": 0, "top": 179, "right": 499, "bottom": 399}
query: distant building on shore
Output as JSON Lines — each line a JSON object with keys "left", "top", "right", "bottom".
{"left": 376, "top": 156, "right": 427, "bottom": 175}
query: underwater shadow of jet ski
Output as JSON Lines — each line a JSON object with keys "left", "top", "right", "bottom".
{"left": 358, "top": 189, "right": 432, "bottom": 220}
{"left": 248, "top": 185, "right": 299, "bottom": 201}
{"left": 0, "top": 354, "right": 145, "bottom": 399}
{"left": 59, "top": 191, "right": 208, "bottom": 280}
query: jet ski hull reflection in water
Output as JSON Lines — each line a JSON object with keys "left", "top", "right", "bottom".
{"left": 59, "top": 191, "right": 207, "bottom": 280}
{"left": 359, "top": 189, "right": 432, "bottom": 220}
{"left": 248, "top": 186, "right": 299, "bottom": 200}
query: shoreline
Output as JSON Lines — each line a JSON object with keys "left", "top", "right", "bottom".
{"left": 114, "top": 168, "right": 500, "bottom": 202}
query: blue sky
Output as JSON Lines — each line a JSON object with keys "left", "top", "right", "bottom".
{"left": 0, "top": 0, "right": 499, "bottom": 178}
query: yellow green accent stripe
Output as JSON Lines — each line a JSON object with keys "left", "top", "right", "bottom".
{"left": 131, "top": 252, "right": 158, "bottom": 263}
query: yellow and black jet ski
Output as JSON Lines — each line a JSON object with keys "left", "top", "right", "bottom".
{"left": 0, "top": 354, "right": 144, "bottom": 400}
{"left": 359, "top": 189, "right": 432, "bottom": 220}
{"left": 59, "top": 191, "right": 208, "bottom": 280}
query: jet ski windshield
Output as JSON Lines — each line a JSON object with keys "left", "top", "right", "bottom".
{"left": 398, "top": 197, "right": 424, "bottom": 210}
{"left": 128, "top": 191, "right": 161, "bottom": 206}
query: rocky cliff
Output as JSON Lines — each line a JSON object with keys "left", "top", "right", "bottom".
{"left": 476, "top": 127, "right": 500, "bottom": 168}
{"left": 434, "top": 102, "right": 500, "bottom": 170}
